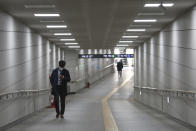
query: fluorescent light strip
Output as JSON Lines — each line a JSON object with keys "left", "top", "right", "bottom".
{"left": 138, "top": 12, "right": 164, "bottom": 16}
{"left": 144, "top": 3, "right": 174, "bottom": 7}
{"left": 122, "top": 36, "right": 138, "bottom": 38}
{"left": 60, "top": 39, "right": 75, "bottom": 41}
{"left": 163, "top": 3, "right": 174, "bottom": 7}
{"left": 65, "top": 43, "right": 78, "bottom": 45}
{"left": 68, "top": 46, "right": 80, "bottom": 48}
{"left": 126, "top": 29, "right": 146, "bottom": 32}
{"left": 34, "top": 14, "right": 60, "bottom": 17}
{"left": 54, "top": 33, "right": 72, "bottom": 36}
{"left": 47, "top": 25, "right": 67, "bottom": 28}
{"left": 144, "top": 3, "right": 160, "bottom": 7}
{"left": 24, "top": 5, "right": 56, "bottom": 8}
{"left": 119, "top": 41, "right": 133, "bottom": 43}
{"left": 116, "top": 44, "right": 129, "bottom": 47}
{"left": 134, "top": 19, "right": 157, "bottom": 22}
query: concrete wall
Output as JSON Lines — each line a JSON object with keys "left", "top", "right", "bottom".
{"left": 134, "top": 6, "right": 196, "bottom": 126}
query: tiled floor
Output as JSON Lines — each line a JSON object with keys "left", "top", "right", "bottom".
{"left": 6, "top": 67, "right": 194, "bottom": 131}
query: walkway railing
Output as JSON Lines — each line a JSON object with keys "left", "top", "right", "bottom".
{"left": 0, "top": 89, "right": 50, "bottom": 102}
{"left": 70, "top": 63, "right": 114, "bottom": 83}
{"left": 134, "top": 86, "right": 196, "bottom": 99}
{"left": 67, "top": 64, "right": 114, "bottom": 92}
{"left": 0, "top": 64, "right": 114, "bottom": 102}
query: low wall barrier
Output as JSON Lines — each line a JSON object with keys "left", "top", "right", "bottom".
{"left": 134, "top": 86, "right": 196, "bottom": 100}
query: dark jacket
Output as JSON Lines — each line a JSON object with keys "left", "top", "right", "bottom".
{"left": 50, "top": 68, "right": 71, "bottom": 95}
{"left": 117, "top": 62, "right": 123, "bottom": 71}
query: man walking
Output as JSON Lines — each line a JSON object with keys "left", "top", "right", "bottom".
{"left": 50, "top": 60, "right": 71, "bottom": 118}
{"left": 117, "top": 60, "right": 123, "bottom": 77}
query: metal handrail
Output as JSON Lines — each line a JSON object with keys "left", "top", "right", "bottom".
{"left": 0, "top": 89, "right": 50, "bottom": 102}
{"left": 0, "top": 64, "right": 114, "bottom": 101}
{"left": 102, "top": 64, "right": 114, "bottom": 70}
{"left": 134, "top": 86, "right": 196, "bottom": 98}
{"left": 70, "top": 64, "right": 114, "bottom": 83}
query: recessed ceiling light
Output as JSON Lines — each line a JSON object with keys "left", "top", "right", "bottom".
{"left": 68, "top": 46, "right": 80, "bottom": 48}
{"left": 162, "top": 3, "right": 174, "bottom": 7}
{"left": 144, "top": 3, "right": 160, "bottom": 7}
{"left": 144, "top": 3, "right": 174, "bottom": 7}
{"left": 54, "top": 33, "right": 72, "bottom": 36}
{"left": 64, "top": 43, "right": 78, "bottom": 45}
{"left": 126, "top": 29, "right": 146, "bottom": 32}
{"left": 46, "top": 25, "right": 67, "bottom": 28}
{"left": 60, "top": 39, "right": 75, "bottom": 41}
{"left": 40, "top": 20, "right": 64, "bottom": 23}
{"left": 116, "top": 44, "right": 129, "bottom": 47}
{"left": 24, "top": 5, "right": 56, "bottom": 8}
{"left": 138, "top": 12, "right": 164, "bottom": 16}
{"left": 134, "top": 19, "right": 157, "bottom": 22}
{"left": 119, "top": 41, "right": 133, "bottom": 43}
{"left": 34, "top": 14, "right": 60, "bottom": 17}
{"left": 122, "top": 36, "right": 139, "bottom": 38}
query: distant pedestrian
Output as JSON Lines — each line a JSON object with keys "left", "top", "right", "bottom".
{"left": 117, "top": 60, "right": 123, "bottom": 77}
{"left": 50, "top": 60, "right": 71, "bottom": 119}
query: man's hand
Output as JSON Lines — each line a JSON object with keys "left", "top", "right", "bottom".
{"left": 60, "top": 75, "right": 64, "bottom": 79}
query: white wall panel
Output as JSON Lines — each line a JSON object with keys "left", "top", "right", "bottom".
{"left": 134, "top": 6, "right": 196, "bottom": 127}
{"left": 0, "top": 10, "right": 114, "bottom": 128}
{"left": 0, "top": 10, "right": 57, "bottom": 127}
{"left": 63, "top": 49, "right": 114, "bottom": 92}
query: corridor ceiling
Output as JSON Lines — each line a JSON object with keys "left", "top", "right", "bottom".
{"left": 0, "top": 0, "right": 195, "bottom": 49}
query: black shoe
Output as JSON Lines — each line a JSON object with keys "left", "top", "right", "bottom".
{"left": 60, "top": 115, "right": 64, "bottom": 119}
{"left": 56, "top": 114, "right": 59, "bottom": 118}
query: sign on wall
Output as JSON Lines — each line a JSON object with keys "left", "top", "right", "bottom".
{"left": 78, "top": 54, "right": 134, "bottom": 58}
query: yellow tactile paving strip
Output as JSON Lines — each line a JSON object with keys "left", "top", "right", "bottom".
{"left": 102, "top": 77, "right": 131, "bottom": 131}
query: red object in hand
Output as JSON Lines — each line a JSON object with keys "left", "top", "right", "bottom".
{"left": 51, "top": 101, "right": 55, "bottom": 108}
{"left": 87, "top": 82, "right": 90, "bottom": 88}
{"left": 47, "top": 95, "right": 55, "bottom": 108}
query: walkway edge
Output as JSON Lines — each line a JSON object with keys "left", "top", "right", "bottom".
{"left": 102, "top": 77, "right": 131, "bottom": 131}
